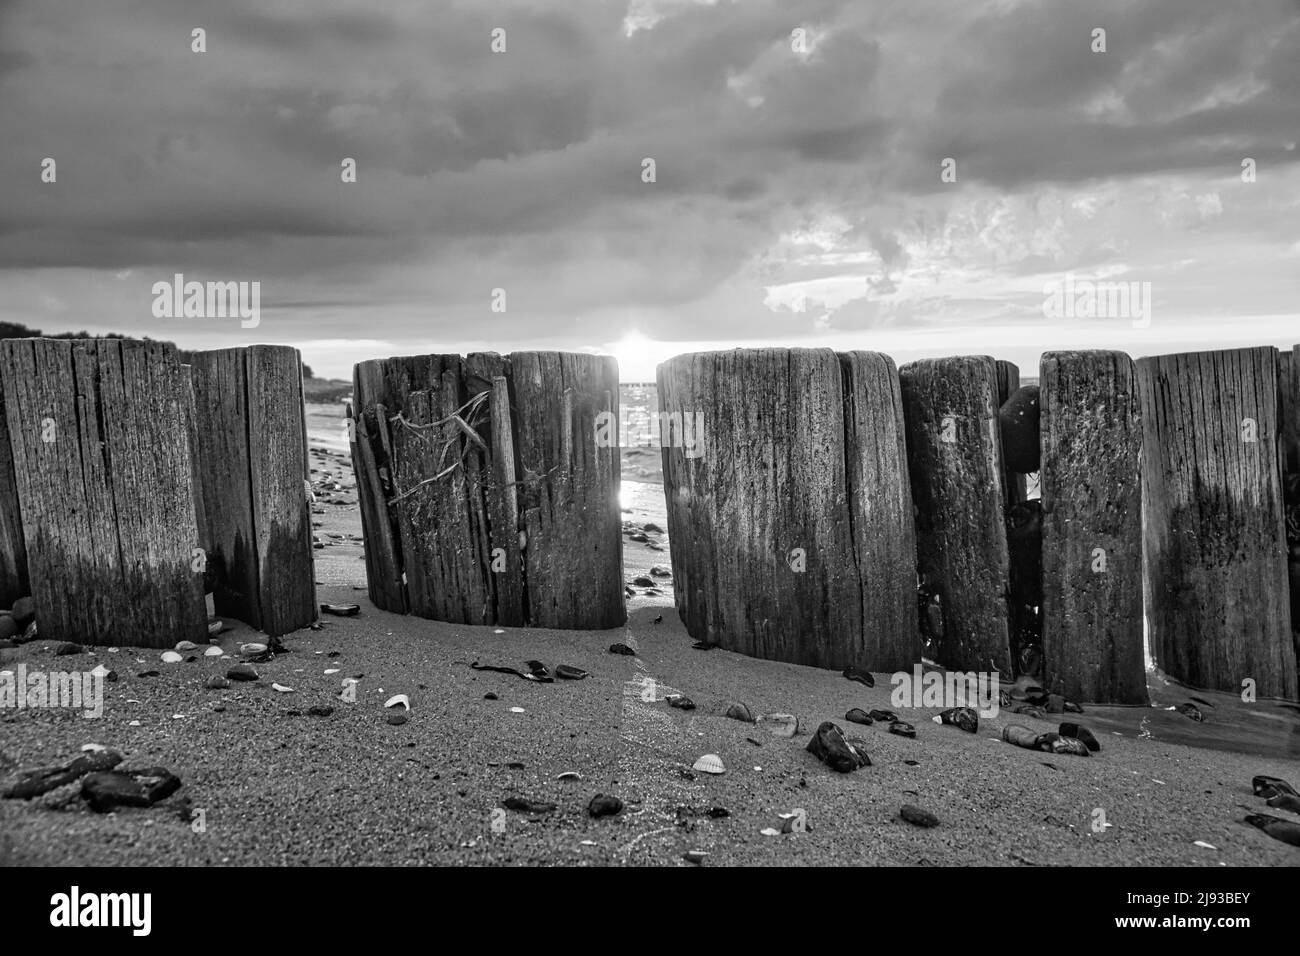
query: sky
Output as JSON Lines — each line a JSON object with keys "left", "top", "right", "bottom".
{"left": 1, "top": 0, "right": 1298, "bottom": 382}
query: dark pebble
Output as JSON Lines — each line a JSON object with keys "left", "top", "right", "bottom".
{"left": 555, "top": 664, "right": 589, "bottom": 680}
{"left": 588, "top": 794, "right": 624, "bottom": 818}
{"left": 667, "top": 696, "right": 695, "bottom": 710}
{"left": 900, "top": 804, "right": 940, "bottom": 828}
{"left": 725, "top": 702, "right": 756, "bottom": 723}
{"left": 643, "top": 523, "right": 663, "bottom": 533}
{"left": 137, "top": 670, "right": 160, "bottom": 678}
{"left": 307, "top": 705, "right": 334, "bottom": 717}
{"left": 842, "top": 667, "right": 875, "bottom": 688}
{"left": 226, "top": 664, "right": 259, "bottom": 682}
{"left": 386, "top": 712, "right": 409, "bottom": 726}
{"left": 1059, "top": 722, "right": 1100, "bottom": 752}
{"left": 204, "top": 676, "right": 231, "bottom": 690}
{"left": 82, "top": 767, "right": 181, "bottom": 813}
{"left": 631, "top": 576, "right": 655, "bottom": 587}
{"left": 0, "top": 616, "right": 17, "bottom": 642}
{"left": 608, "top": 642, "right": 637, "bottom": 656}
{"left": 503, "top": 796, "right": 556, "bottom": 814}
{"left": 806, "top": 721, "right": 870, "bottom": 773}
{"left": 320, "top": 603, "right": 360, "bottom": 617}
{"left": 10, "top": 596, "right": 35, "bottom": 629}
{"left": 1176, "top": 702, "right": 1205, "bottom": 722}
{"left": 938, "top": 707, "right": 978, "bottom": 733}
{"left": 484, "top": 692, "right": 499, "bottom": 700}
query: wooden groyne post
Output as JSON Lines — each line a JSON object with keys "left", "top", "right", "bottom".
{"left": 900, "top": 356, "right": 1012, "bottom": 675}
{"left": 350, "top": 351, "right": 624, "bottom": 629}
{"left": 0, "top": 369, "right": 28, "bottom": 607}
{"left": 0, "top": 339, "right": 207, "bottom": 648}
{"left": 189, "top": 346, "right": 317, "bottom": 637}
{"left": 1138, "top": 347, "right": 1296, "bottom": 699}
{"left": 657, "top": 348, "right": 918, "bottom": 672}
{"left": 1039, "top": 350, "right": 1146, "bottom": 704}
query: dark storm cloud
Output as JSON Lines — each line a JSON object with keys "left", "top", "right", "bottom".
{"left": 0, "top": 0, "right": 1297, "bottom": 373}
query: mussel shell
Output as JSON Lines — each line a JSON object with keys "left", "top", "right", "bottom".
{"left": 1001, "top": 724, "right": 1039, "bottom": 749}
{"left": 938, "top": 707, "right": 979, "bottom": 733}
{"left": 844, "top": 707, "right": 874, "bottom": 726}
{"left": 889, "top": 721, "right": 917, "bottom": 738}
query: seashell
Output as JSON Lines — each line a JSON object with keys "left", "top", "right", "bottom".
{"left": 555, "top": 664, "right": 589, "bottom": 680}
{"left": 174, "top": 641, "right": 199, "bottom": 651}
{"left": 608, "top": 641, "right": 637, "bottom": 656}
{"left": 869, "top": 709, "right": 899, "bottom": 723}
{"left": 763, "top": 713, "right": 800, "bottom": 737}
{"left": 160, "top": 651, "right": 184, "bottom": 664}
{"left": 271, "top": 683, "right": 294, "bottom": 693}
{"left": 760, "top": 827, "right": 782, "bottom": 837}
{"left": 844, "top": 708, "right": 874, "bottom": 726}
{"left": 207, "top": 620, "right": 224, "bottom": 637}
{"left": 81, "top": 743, "right": 108, "bottom": 752}
{"left": 938, "top": 707, "right": 979, "bottom": 733}
{"left": 1058, "top": 722, "right": 1100, "bottom": 752}
{"left": 1193, "top": 840, "right": 1218, "bottom": 850}
{"left": 1252, "top": 775, "right": 1299, "bottom": 799}
{"left": 692, "top": 754, "right": 726, "bottom": 775}
{"left": 324, "top": 668, "right": 339, "bottom": 674}
{"left": 900, "top": 804, "right": 940, "bottom": 828}
{"left": 203, "top": 646, "right": 224, "bottom": 657}
{"left": 1002, "top": 724, "right": 1039, "bottom": 749}
{"left": 239, "top": 643, "right": 268, "bottom": 656}
{"left": 509, "top": 706, "right": 525, "bottom": 713}
{"left": 385, "top": 694, "right": 411, "bottom": 710}
{"left": 667, "top": 695, "right": 695, "bottom": 711}
{"left": 683, "top": 850, "right": 707, "bottom": 865}
{"left": 889, "top": 721, "right": 916, "bottom": 738}
{"left": 556, "top": 771, "right": 582, "bottom": 781}
{"left": 725, "top": 702, "right": 756, "bottom": 723}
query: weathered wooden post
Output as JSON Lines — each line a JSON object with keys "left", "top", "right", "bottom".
{"left": 0, "top": 339, "right": 207, "bottom": 648}
{"left": 351, "top": 351, "right": 623, "bottom": 629}
{"left": 1039, "top": 351, "right": 1146, "bottom": 704}
{"left": 0, "top": 371, "right": 28, "bottom": 608}
{"left": 1276, "top": 346, "right": 1300, "bottom": 686}
{"left": 190, "top": 346, "right": 317, "bottom": 637}
{"left": 900, "top": 356, "right": 1012, "bottom": 675}
{"left": 1138, "top": 347, "right": 1296, "bottom": 698}
{"left": 995, "top": 360, "right": 1027, "bottom": 507}
{"left": 658, "top": 348, "right": 918, "bottom": 672}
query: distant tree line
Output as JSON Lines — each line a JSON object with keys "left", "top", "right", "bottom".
{"left": 0, "top": 322, "right": 314, "bottom": 378}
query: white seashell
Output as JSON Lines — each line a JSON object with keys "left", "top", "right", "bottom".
{"left": 1193, "top": 840, "right": 1217, "bottom": 850}
{"left": 207, "top": 620, "right": 224, "bottom": 636}
{"left": 692, "top": 754, "right": 726, "bottom": 775}
{"left": 128, "top": 720, "right": 140, "bottom": 726}
{"left": 175, "top": 641, "right": 199, "bottom": 651}
{"left": 760, "top": 827, "right": 782, "bottom": 836}
{"left": 510, "top": 706, "right": 525, "bottom": 713}
{"left": 271, "top": 683, "right": 294, "bottom": 693}
{"left": 324, "top": 668, "right": 340, "bottom": 675}
{"left": 204, "top": 646, "right": 224, "bottom": 657}
{"left": 81, "top": 743, "right": 107, "bottom": 752}
{"left": 384, "top": 694, "right": 410, "bottom": 710}
{"left": 240, "top": 642, "right": 268, "bottom": 656}
{"left": 557, "top": 771, "right": 582, "bottom": 781}
{"left": 160, "top": 651, "right": 184, "bottom": 664}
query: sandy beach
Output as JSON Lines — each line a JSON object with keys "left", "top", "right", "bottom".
{"left": 2, "top": 402, "right": 1299, "bottom": 866}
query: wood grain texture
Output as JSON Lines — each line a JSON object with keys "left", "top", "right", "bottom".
{"left": 1138, "top": 347, "right": 1295, "bottom": 698}
{"left": 899, "top": 355, "right": 1012, "bottom": 675}
{"left": 350, "top": 351, "right": 622, "bottom": 628}
{"left": 658, "top": 349, "right": 917, "bottom": 671}
{"left": 0, "top": 368, "right": 29, "bottom": 606}
{"left": 0, "top": 338, "right": 206, "bottom": 647}
{"left": 1040, "top": 350, "right": 1146, "bottom": 704}
{"left": 190, "top": 346, "right": 316, "bottom": 636}
{"left": 995, "top": 360, "right": 1027, "bottom": 507}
